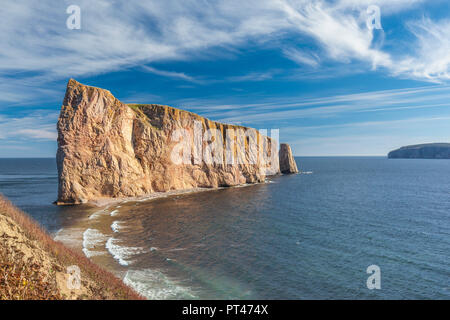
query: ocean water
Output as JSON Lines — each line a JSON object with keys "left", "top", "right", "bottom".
{"left": 0, "top": 157, "right": 449, "bottom": 299}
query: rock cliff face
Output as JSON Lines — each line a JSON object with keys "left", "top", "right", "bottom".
{"left": 57, "top": 79, "right": 296, "bottom": 205}
{"left": 388, "top": 143, "right": 450, "bottom": 159}
{"left": 279, "top": 143, "right": 298, "bottom": 174}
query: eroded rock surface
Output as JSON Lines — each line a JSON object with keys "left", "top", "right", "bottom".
{"left": 279, "top": 143, "right": 298, "bottom": 174}
{"left": 57, "top": 79, "right": 296, "bottom": 205}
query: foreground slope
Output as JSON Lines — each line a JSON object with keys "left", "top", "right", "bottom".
{"left": 0, "top": 195, "right": 142, "bottom": 300}
{"left": 57, "top": 79, "right": 296, "bottom": 205}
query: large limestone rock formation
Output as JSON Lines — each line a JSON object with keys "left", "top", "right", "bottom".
{"left": 0, "top": 195, "right": 141, "bottom": 299}
{"left": 57, "top": 79, "right": 297, "bottom": 205}
{"left": 279, "top": 143, "right": 298, "bottom": 174}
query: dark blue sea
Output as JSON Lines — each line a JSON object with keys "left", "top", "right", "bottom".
{"left": 0, "top": 157, "right": 449, "bottom": 299}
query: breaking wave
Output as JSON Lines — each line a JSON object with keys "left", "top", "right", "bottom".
{"left": 82, "top": 228, "right": 107, "bottom": 258}
{"left": 105, "top": 237, "right": 146, "bottom": 266}
{"left": 123, "top": 268, "right": 196, "bottom": 300}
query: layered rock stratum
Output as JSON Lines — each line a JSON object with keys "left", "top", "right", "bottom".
{"left": 388, "top": 143, "right": 450, "bottom": 159}
{"left": 57, "top": 79, "right": 297, "bottom": 205}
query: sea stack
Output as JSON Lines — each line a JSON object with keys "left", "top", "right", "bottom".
{"left": 56, "top": 79, "right": 296, "bottom": 205}
{"left": 279, "top": 143, "right": 298, "bottom": 174}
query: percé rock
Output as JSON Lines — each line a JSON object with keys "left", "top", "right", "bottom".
{"left": 279, "top": 143, "right": 298, "bottom": 174}
{"left": 56, "top": 79, "right": 296, "bottom": 205}
{"left": 388, "top": 143, "right": 450, "bottom": 159}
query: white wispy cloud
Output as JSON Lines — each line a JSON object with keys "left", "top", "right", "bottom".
{"left": 0, "top": 111, "right": 58, "bottom": 141}
{"left": 14, "top": 128, "right": 57, "bottom": 140}
{"left": 0, "top": 78, "right": 62, "bottom": 104}
{"left": 227, "top": 71, "right": 276, "bottom": 82}
{"left": 394, "top": 17, "right": 450, "bottom": 81}
{"left": 0, "top": 0, "right": 449, "bottom": 104}
{"left": 141, "top": 66, "right": 199, "bottom": 82}
{"left": 335, "top": 0, "right": 424, "bottom": 13}
{"left": 278, "top": 0, "right": 392, "bottom": 69}
{"left": 177, "top": 84, "right": 450, "bottom": 123}
{"left": 283, "top": 48, "right": 320, "bottom": 67}
{"left": 119, "top": 92, "right": 162, "bottom": 104}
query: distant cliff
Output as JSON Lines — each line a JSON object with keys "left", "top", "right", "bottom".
{"left": 56, "top": 79, "right": 297, "bottom": 205}
{"left": 388, "top": 143, "right": 450, "bottom": 159}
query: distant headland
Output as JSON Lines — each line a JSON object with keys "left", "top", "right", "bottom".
{"left": 388, "top": 143, "right": 450, "bottom": 159}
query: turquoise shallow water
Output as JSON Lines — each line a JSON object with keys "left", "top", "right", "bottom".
{"left": 0, "top": 157, "right": 449, "bottom": 299}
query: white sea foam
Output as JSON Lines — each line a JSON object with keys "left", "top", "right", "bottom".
{"left": 111, "top": 220, "right": 124, "bottom": 233}
{"left": 110, "top": 209, "right": 119, "bottom": 216}
{"left": 300, "top": 171, "right": 313, "bottom": 174}
{"left": 123, "top": 269, "right": 196, "bottom": 300}
{"left": 105, "top": 237, "right": 146, "bottom": 266}
{"left": 53, "top": 227, "right": 84, "bottom": 249}
{"left": 89, "top": 208, "right": 109, "bottom": 220}
{"left": 82, "top": 228, "right": 107, "bottom": 258}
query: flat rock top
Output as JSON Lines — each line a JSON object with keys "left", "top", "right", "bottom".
{"left": 394, "top": 143, "right": 450, "bottom": 149}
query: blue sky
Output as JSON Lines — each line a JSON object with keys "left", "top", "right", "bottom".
{"left": 1, "top": 0, "right": 450, "bottom": 157}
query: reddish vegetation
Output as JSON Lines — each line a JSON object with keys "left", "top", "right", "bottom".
{"left": 0, "top": 194, "right": 144, "bottom": 300}
{"left": 0, "top": 247, "right": 62, "bottom": 300}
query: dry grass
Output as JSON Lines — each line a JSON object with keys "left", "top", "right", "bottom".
{"left": 0, "top": 246, "right": 62, "bottom": 300}
{"left": 0, "top": 194, "right": 144, "bottom": 300}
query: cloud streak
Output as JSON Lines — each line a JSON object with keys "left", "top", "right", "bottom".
{"left": 141, "top": 66, "right": 199, "bottom": 82}
{"left": 394, "top": 17, "right": 450, "bottom": 81}
{"left": 177, "top": 84, "right": 450, "bottom": 124}
{"left": 1, "top": 0, "right": 449, "bottom": 104}
{"left": 0, "top": 111, "right": 58, "bottom": 141}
